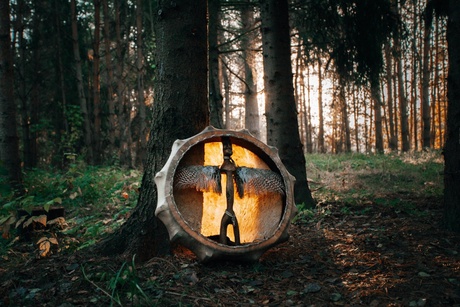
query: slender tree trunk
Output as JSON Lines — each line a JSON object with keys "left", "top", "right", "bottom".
{"left": 421, "top": 4, "right": 433, "bottom": 148}
{"left": 71, "top": 0, "right": 93, "bottom": 164}
{"left": 393, "top": 1, "right": 410, "bottom": 152}
{"left": 317, "top": 57, "right": 325, "bottom": 153}
{"left": 411, "top": 0, "right": 419, "bottom": 150}
{"left": 92, "top": 0, "right": 102, "bottom": 164}
{"left": 208, "top": 0, "right": 224, "bottom": 129}
{"left": 30, "top": 25, "right": 40, "bottom": 167}
{"left": 432, "top": 17, "right": 440, "bottom": 148}
{"left": 55, "top": 0, "right": 69, "bottom": 146}
{"left": 385, "top": 43, "right": 397, "bottom": 150}
{"left": 371, "top": 79, "right": 384, "bottom": 153}
{"left": 295, "top": 53, "right": 305, "bottom": 152}
{"left": 95, "top": 0, "right": 209, "bottom": 260}
{"left": 352, "top": 84, "right": 360, "bottom": 152}
{"left": 17, "top": 0, "right": 32, "bottom": 168}
{"left": 242, "top": 3, "right": 260, "bottom": 139}
{"left": 304, "top": 66, "right": 313, "bottom": 153}
{"left": 260, "top": 0, "right": 314, "bottom": 207}
{"left": 0, "top": 0, "right": 22, "bottom": 190}
{"left": 102, "top": 0, "right": 116, "bottom": 151}
{"left": 222, "top": 64, "right": 231, "bottom": 129}
{"left": 136, "top": 0, "right": 147, "bottom": 166}
{"left": 338, "top": 76, "right": 351, "bottom": 152}
{"left": 115, "top": 0, "right": 132, "bottom": 167}
{"left": 443, "top": 0, "right": 460, "bottom": 233}
{"left": 364, "top": 92, "right": 369, "bottom": 153}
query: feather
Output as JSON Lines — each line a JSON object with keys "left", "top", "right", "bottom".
{"left": 174, "top": 165, "right": 222, "bottom": 193}
{"left": 235, "top": 167, "right": 285, "bottom": 198}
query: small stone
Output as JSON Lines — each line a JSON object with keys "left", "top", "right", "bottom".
{"left": 303, "top": 283, "right": 321, "bottom": 294}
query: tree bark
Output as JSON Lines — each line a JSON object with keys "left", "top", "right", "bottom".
{"left": 260, "top": 0, "right": 315, "bottom": 207}
{"left": 371, "top": 78, "right": 384, "bottom": 153}
{"left": 208, "top": 0, "right": 224, "bottom": 129}
{"left": 317, "top": 57, "right": 325, "bottom": 153}
{"left": 0, "top": 0, "right": 22, "bottom": 190}
{"left": 114, "top": 0, "right": 132, "bottom": 167}
{"left": 421, "top": 3, "right": 433, "bottom": 149}
{"left": 242, "top": 3, "right": 260, "bottom": 139}
{"left": 136, "top": 0, "right": 147, "bottom": 166}
{"left": 71, "top": 0, "right": 93, "bottom": 164}
{"left": 385, "top": 43, "right": 397, "bottom": 151}
{"left": 443, "top": 0, "right": 460, "bottom": 232}
{"left": 92, "top": 0, "right": 102, "bottom": 164}
{"left": 102, "top": 0, "right": 116, "bottom": 151}
{"left": 94, "top": 0, "right": 209, "bottom": 261}
{"left": 411, "top": 0, "right": 419, "bottom": 150}
{"left": 393, "top": 0, "right": 410, "bottom": 152}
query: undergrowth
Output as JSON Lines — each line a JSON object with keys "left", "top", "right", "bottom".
{"left": 0, "top": 161, "right": 141, "bottom": 256}
{"left": 296, "top": 149, "right": 444, "bottom": 223}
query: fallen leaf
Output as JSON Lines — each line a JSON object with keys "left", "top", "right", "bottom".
{"left": 23, "top": 215, "right": 47, "bottom": 228}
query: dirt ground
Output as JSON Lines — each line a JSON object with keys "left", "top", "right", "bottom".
{"left": 1, "top": 195, "right": 459, "bottom": 306}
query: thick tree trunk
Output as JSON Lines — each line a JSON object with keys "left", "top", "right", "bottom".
{"left": 260, "top": 0, "right": 315, "bottom": 207}
{"left": 242, "top": 3, "right": 260, "bottom": 139}
{"left": 71, "top": 0, "right": 93, "bottom": 164}
{"left": 0, "top": 0, "right": 22, "bottom": 190}
{"left": 94, "top": 0, "right": 209, "bottom": 261}
{"left": 443, "top": 0, "right": 460, "bottom": 232}
{"left": 208, "top": 0, "right": 224, "bottom": 129}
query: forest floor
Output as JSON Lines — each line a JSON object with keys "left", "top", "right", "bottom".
{"left": 1, "top": 152, "right": 459, "bottom": 306}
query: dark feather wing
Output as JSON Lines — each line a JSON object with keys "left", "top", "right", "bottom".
{"left": 174, "top": 165, "right": 222, "bottom": 193}
{"left": 234, "top": 167, "right": 285, "bottom": 198}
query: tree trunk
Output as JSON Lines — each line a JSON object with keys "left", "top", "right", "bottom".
{"left": 385, "top": 43, "right": 397, "bottom": 150}
{"left": 0, "top": 0, "right": 22, "bottom": 190}
{"left": 338, "top": 76, "right": 351, "bottom": 152}
{"left": 71, "top": 0, "right": 93, "bottom": 164}
{"left": 115, "top": 0, "right": 132, "bottom": 167}
{"left": 17, "top": 0, "right": 32, "bottom": 168}
{"left": 222, "top": 63, "right": 231, "bottom": 128}
{"left": 393, "top": 1, "right": 410, "bottom": 152}
{"left": 317, "top": 57, "right": 325, "bottom": 153}
{"left": 208, "top": 0, "right": 224, "bottom": 129}
{"left": 54, "top": 0, "right": 70, "bottom": 153}
{"left": 136, "top": 0, "right": 147, "bottom": 166}
{"left": 94, "top": 0, "right": 209, "bottom": 261}
{"left": 260, "top": 0, "right": 315, "bottom": 207}
{"left": 92, "top": 0, "right": 102, "bottom": 164}
{"left": 242, "top": 3, "right": 260, "bottom": 139}
{"left": 443, "top": 0, "right": 460, "bottom": 232}
{"left": 371, "top": 79, "right": 384, "bottom": 153}
{"left": 421, "top": 3, "right": 433, "bottom": 148}
{"left": 102, "top": 0, "right": 116, "bottom": 151}
{"left": 411, "top": 0, "right": 419, "bottom": 150}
